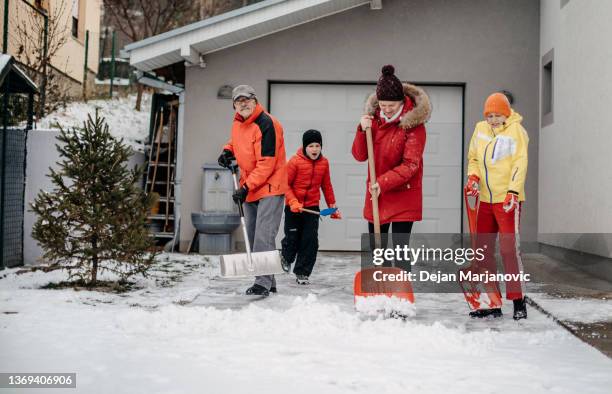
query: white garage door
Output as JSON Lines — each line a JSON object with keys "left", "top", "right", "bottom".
{"left": 271, "top": 83, "right": 463, "bottom": 251}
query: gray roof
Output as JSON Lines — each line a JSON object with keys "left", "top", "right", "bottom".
{"left": 122, "top": 0, "right": 370, "bottom": 71}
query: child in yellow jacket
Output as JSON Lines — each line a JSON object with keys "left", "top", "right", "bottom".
{"left": 465, "top": 92, "right": 529, "bottom": 320}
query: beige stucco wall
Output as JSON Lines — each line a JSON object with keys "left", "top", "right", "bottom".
{"left": 177, "top": 0, "right": 541, "bottom": 251}
{"left": 2, "top": 0, "right": 101, "bottom": 84}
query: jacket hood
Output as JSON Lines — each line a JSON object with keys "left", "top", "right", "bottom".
{"left": 364, "top": 83, "right": 432, "bottom": 129}
{"left": 505, "top": 110, "right": 523, "bottom": 126}
{"left": 489, "top": 110, "right": 523, "bottom": 132}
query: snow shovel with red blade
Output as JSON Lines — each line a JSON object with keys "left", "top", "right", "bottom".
{"left": 353, "top": 126, "right": 415, "bottom": 313}
{"left": 459, "top": 191, "right": 502, "bottom": 310}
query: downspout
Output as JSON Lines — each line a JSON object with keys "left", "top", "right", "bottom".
{"left": 174, "top": 91, "right": 185, "bottom": 252}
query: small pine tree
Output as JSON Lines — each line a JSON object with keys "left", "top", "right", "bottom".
{"left": 31, "top": 111, "right": 156, "bottom": 286}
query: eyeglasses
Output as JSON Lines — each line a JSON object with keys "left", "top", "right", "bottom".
{"left": 234, "top": 97, "right": 254, "bottom": 106}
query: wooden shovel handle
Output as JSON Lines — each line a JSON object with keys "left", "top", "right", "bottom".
{"left": 365, "top": 126, "right": 382, "bottom": 248}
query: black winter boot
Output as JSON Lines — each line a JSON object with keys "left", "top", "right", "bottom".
{"left": 246, "top": 284, "right": 269, "bottom": 297}
{"left": 513, "top": 298, "right": 528, "bottom": 320}
{"left": 469, "top": 308, "right": 503, "bottom": 318}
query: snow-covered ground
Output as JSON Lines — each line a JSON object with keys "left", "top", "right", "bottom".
{"left": 1, "top": 253, "right": 611, "bottom": 394}
{"left": 528, "top": 293, "right": 612, "bottom": 323}
{"left": 37, "top": 94, "right": 152, "bottom": 152}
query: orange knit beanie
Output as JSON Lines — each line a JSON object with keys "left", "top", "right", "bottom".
{"left": 483, "top": 93, "right": 511, "bottom": 117}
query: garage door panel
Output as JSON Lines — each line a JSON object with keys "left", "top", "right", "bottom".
{"left": 422, "top": 166, "right": 462, "bottom": 208}
{"left": 424, "top": 123, "right": 462, "bottom": 165}
{"left": 272, "top": 83, "right": 463, "bottom": 251}
{"left": 415, "top": 209, "right": 461, "bottom": 233}
{"left": 423, "top": 86, "right": 462, "bottom": 123}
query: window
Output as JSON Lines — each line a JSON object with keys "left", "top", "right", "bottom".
{"left": 71, "top": 0, "right": 79, "bottom": 38}
{"left": 541, "top": 49, "right": 554, "bottom": 127}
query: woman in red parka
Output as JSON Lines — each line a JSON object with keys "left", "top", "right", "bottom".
{"left": 352, "top": 65, "right": 431, "bottom": 268}
{"left": 282, "top": 130, "right": 340, "bottom": 284}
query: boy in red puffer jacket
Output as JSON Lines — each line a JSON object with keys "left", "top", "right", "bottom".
{"left": 282, "top": 129, "right": 341, "bottom": 285}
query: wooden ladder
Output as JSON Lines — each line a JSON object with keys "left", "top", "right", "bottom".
{"left": 144, "top": 100, "right": 179, "bottom": 245}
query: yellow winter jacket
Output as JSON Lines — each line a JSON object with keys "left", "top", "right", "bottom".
{"left": 467, "top": 111, "right": 529, "bottom": 203}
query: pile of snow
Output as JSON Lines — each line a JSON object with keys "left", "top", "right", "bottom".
{"left": 37, "top": 94, "right": 152, "bottom": 152}
{"left": 2, "top": 253, "right": 612, "bottom": 393}
{"left": 354, "top": 294, "right": 416, "bottom": 318}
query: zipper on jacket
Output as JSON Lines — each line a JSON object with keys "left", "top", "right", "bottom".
{"left": 483, "top": 142, "right": 494, "bottom": 203}
{"left": 491, "top": 139, "right": 498, "bottom": 161}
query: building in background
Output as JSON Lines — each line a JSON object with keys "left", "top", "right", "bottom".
{"left": 1, "top": 0, "right": 101, "bottom": 104}
{"left": 537, "top": 0, "right": 612, "bottom": 280}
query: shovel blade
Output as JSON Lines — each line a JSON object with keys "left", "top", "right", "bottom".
{"left": 353, "top": 267, "right": 415, "bottom": 303}
{"left": 319, "top": 207, "right": 338, "bottom": 216}
{"left": 220, "top": 250, "right": 285, "bottom": 277}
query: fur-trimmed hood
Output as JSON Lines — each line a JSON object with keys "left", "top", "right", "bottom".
{"left": 364, "top": 83, "right": 432, "bottom": 129}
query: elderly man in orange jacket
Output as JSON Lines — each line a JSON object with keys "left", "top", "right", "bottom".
{"left": 217, "top": 85, "right": 289, "bottom": 297}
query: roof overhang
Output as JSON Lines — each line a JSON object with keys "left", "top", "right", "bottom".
{"left": 0, "top": 54, "right": 39, "bottom": 94}
{"left": 122, "top": 0, "right": 373, "bottom": 72}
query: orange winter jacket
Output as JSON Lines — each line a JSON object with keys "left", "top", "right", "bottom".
{"left": 286, "top": 148, "right": 336, "bottom": 208}
{"left": 223, "top": 103, "right": 288, "bottom": 202}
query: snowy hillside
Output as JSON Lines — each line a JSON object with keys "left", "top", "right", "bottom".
{"left": 37, "top": 94, "right": 152, "bottom": 152}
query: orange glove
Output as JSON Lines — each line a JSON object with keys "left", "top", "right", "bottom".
{"left": 503, "top": 191, "right": 519, "bottom": 213}
{"left": 329, "top": 205, "right": 342, "bottom": 220}
{"left": 464, "top": 175, "right": 480, "bottom": 197}
{"left": 289, "top": 199, "right": 303, "bottom": 213}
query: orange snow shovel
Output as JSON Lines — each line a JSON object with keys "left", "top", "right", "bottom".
{"left": 459, "top": 192, "right": 502, "bottom": 310}
{"left": 353, "top": 126, "right": 415, "bottom": 306}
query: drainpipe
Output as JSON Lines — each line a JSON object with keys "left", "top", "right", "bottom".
{"left": 174, "top": 91, "right": 185, "bottom": 252}
{"left": 2, "top": 0, "right": 9, "bottom": 54}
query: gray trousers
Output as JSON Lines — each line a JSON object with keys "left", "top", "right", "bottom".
{"left": 243, "top": 195, "right": 284, "bottom": 290}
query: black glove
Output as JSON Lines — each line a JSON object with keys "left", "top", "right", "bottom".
{"left": 232, "top": 185, "right": 249, "bottom": 204}
{"left": 217, "top": 149, "right": 235, "bottom": 168}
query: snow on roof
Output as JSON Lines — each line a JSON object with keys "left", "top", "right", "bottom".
{"left": 0, "top": 54, "right": 38, "bottom": 93}
{"left": 0, "top": 54, "right": 10, "bottom": 72}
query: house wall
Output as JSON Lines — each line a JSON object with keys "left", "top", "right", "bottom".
{"left": 1, "top": 0, "right": 101, "bottom": 85}
{"left": 52, "top": 0, "right": 102, "bottom": 82}
{"left": 538, "top": 0, "right": 612, "bottom": 258}
{"left": 178, "top": 0, "right": 541, "bottom": 251}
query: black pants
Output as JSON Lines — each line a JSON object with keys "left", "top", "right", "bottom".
{"left": 368, "top": 221, "right": 414, "bottom": 271}
{"left": 281, "top": 206, "right": 320, "bottom": 277}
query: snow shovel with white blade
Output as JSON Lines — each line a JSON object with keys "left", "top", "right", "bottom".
{"left": 219, "top": 165, "right": 285, "bottom": 278}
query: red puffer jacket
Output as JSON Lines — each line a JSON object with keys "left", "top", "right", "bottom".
{"left": 286, "top": 148, "right": 336, "bottom": 207}
{"left": 351, "top": 83, "right": 431, "bottom": 224}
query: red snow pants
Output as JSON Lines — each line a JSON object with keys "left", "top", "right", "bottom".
{"left": 475, "top": 202, "right": 525, "bottom": 300}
